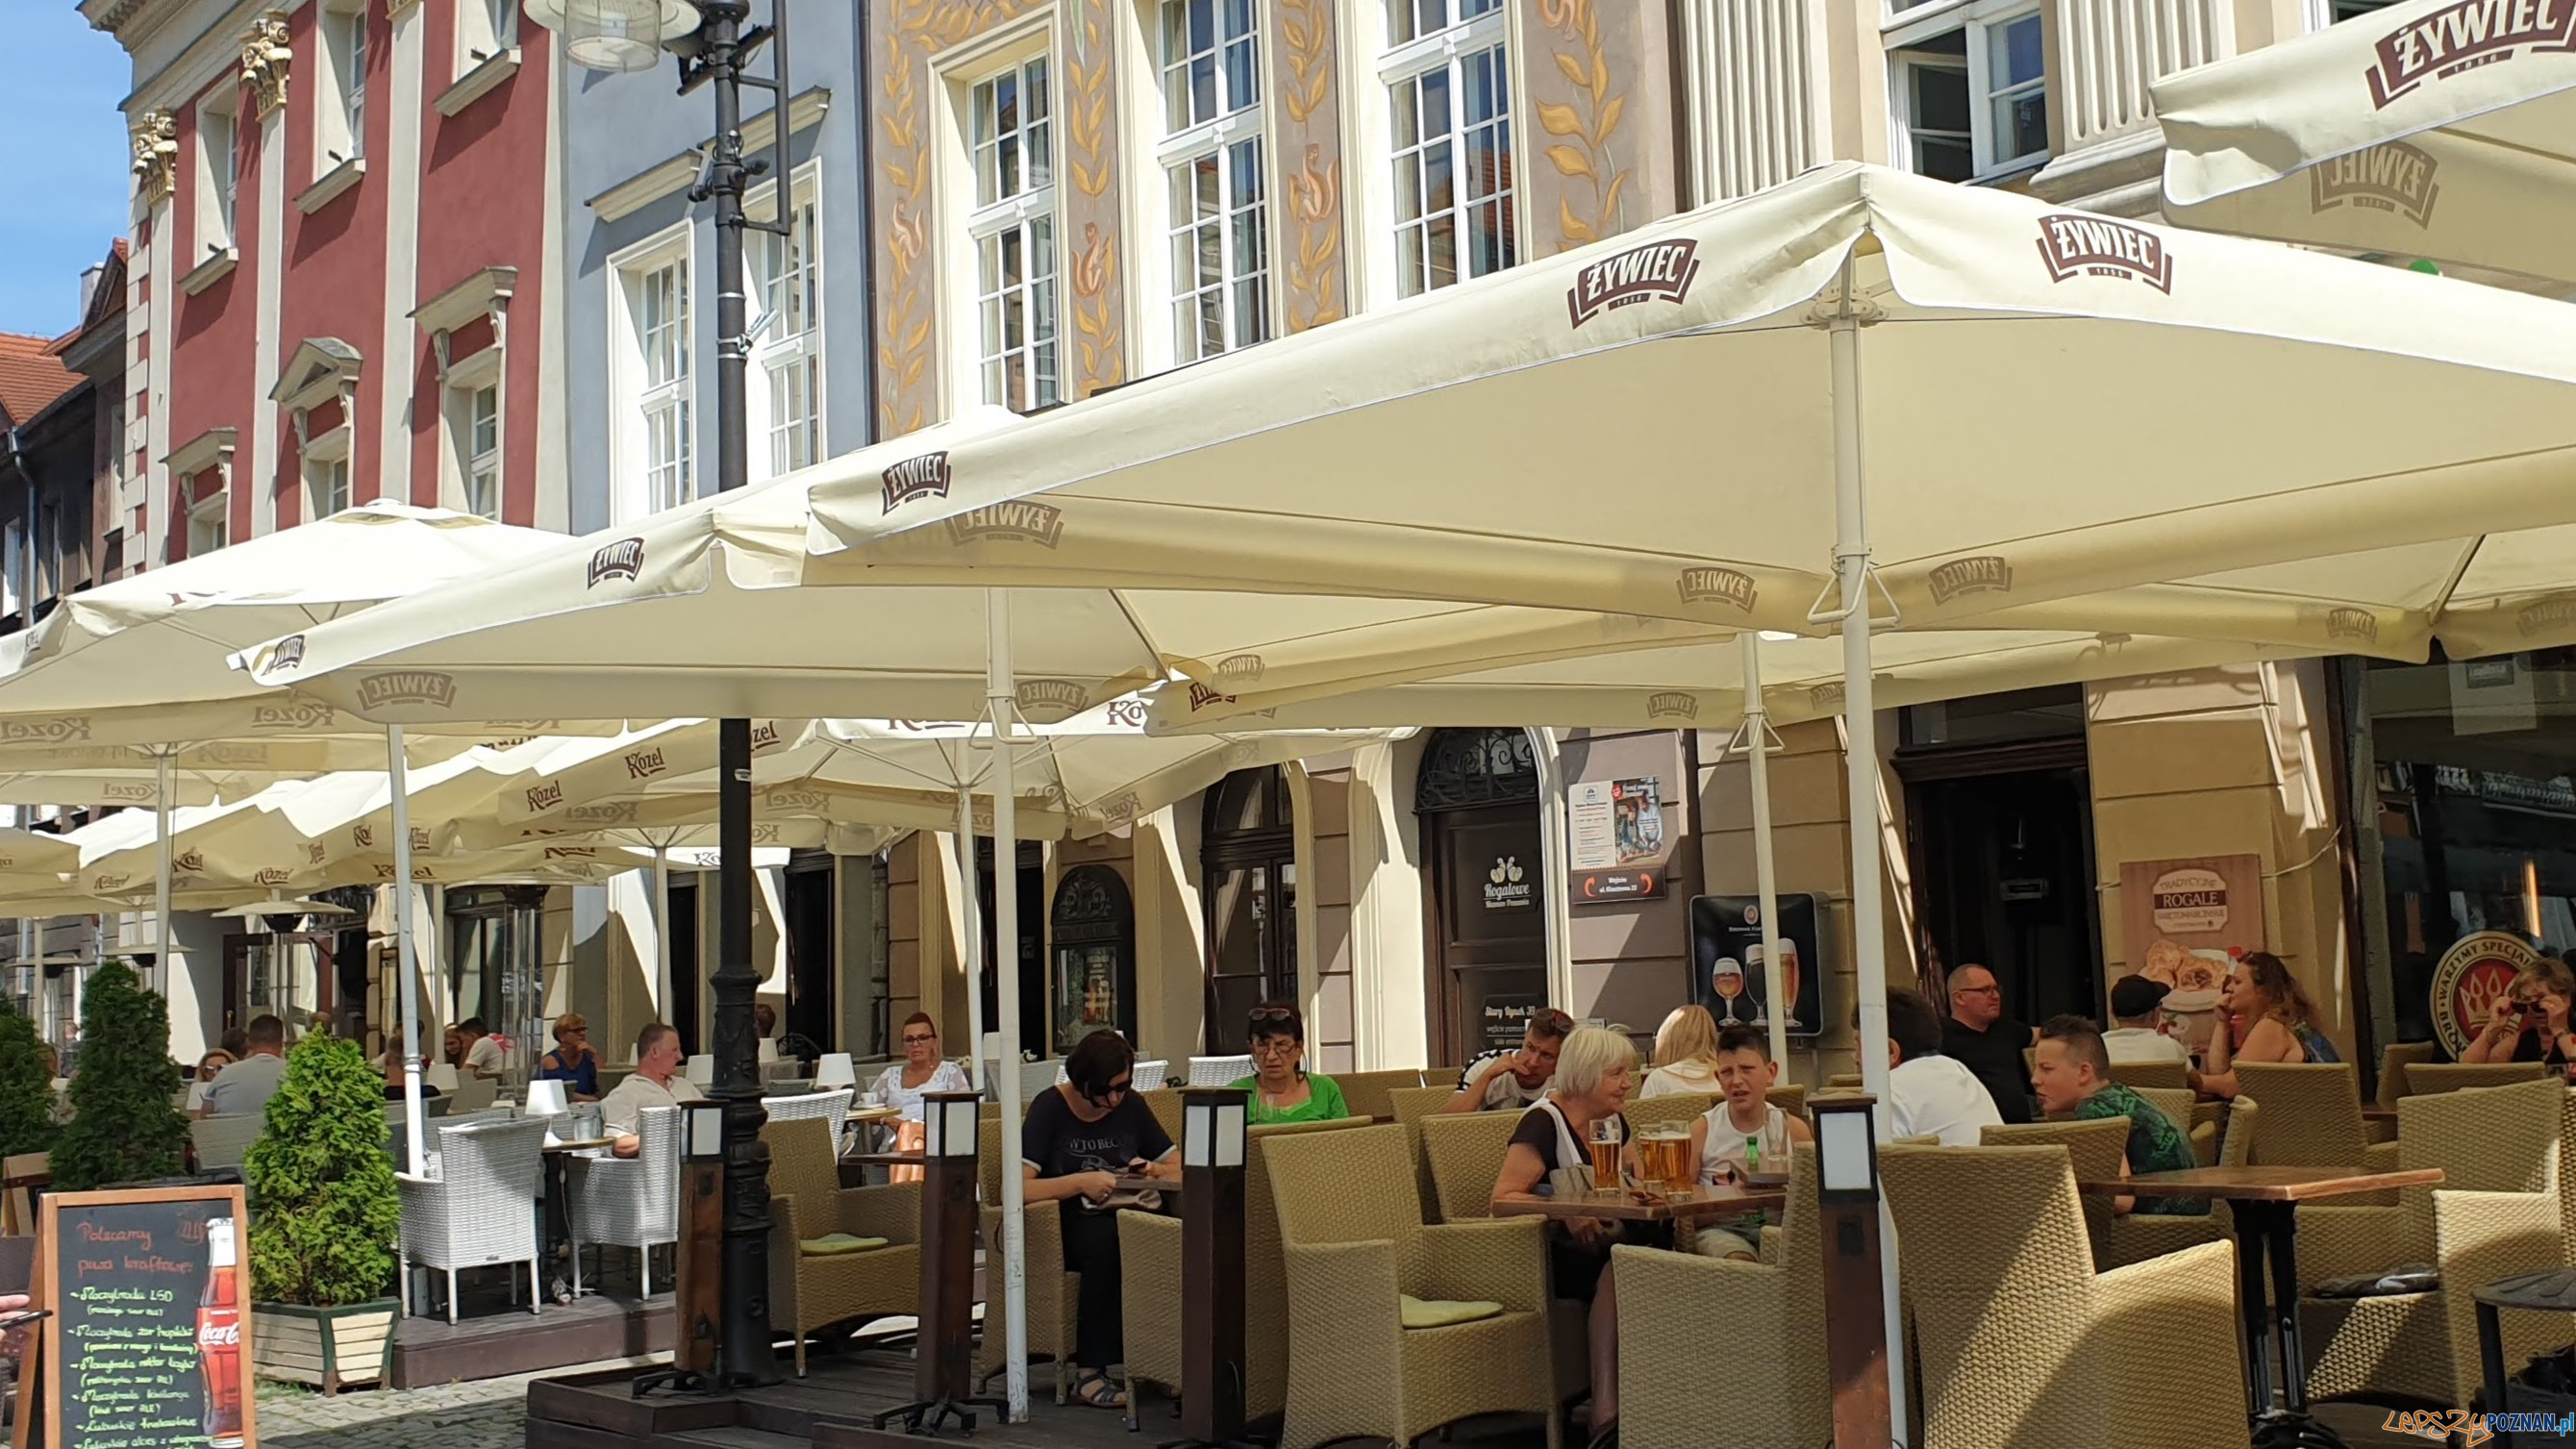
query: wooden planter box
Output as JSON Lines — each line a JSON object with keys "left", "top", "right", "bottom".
{"left": 254, "top": 1298, "right": 399, "bottom": 1394}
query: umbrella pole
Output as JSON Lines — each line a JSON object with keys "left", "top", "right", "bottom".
{"left": 651, "top": 845, "right": 671, "bottom": 1021}
{"left": 388, "top": 726, "right": 426, "bottom": 1177}
{"left": 955, "top": 787, "right": 986, "bottom": 1091}
{"left": 1827, "top": 294, "right": 1909, "bottom": 1438}
{"left": 988, "top": 590, "right": 1029, "bottom": 1422}
{"left": 1738, "top": 634, "right": 1790, "bottom": 1071}
{"left": 153, "top": 748, "right": 173, "bottom": 998}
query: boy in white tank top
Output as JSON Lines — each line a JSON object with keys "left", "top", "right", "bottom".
{"left": 1686, "top": 1024, "right": 1812, "bottom": 1259}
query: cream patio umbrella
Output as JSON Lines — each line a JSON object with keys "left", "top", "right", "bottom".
{"left": 2154, "top": 0, "right": 2576, "bottom": 289}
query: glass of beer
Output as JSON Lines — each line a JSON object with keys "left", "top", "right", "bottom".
{"left": 1588, "top": 1117, "right": 1623, "bottom": 1192}
{"left": 1777, "top": 939, "right": 1803, "bottom": 1029}
{"left": 1642, "top": 1126, "right": 1690, "bottom": 1191}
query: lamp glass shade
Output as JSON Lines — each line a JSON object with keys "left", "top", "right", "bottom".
{"left": 1184, "top": 1099, "right": 1213, "bottom": 1168}
{"left": 1214, "top": 1099, "right": 1247, "bottom": 1168}
{"left": 1815, "top": 1107, "right": 1876, "bottom": 1193}
{"left": 562, "top": 0, "right": 664, "bottom": 72}
{"left": 685, "top": 1101, "right": 724, "bottom": 1160}
{"left": 525, "top": 1078, "right": 569, "bottom": 1117}
{"left": 942, "top": 1098, "right": 980, "bottom": 1160}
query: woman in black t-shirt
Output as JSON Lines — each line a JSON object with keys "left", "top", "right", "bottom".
{"left": 1020, "top": 1030, "right": 1179, "bottom": 1410}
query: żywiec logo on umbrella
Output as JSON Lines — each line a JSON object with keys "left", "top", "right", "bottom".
{"left": 1213, "top": 654, "right": 1266, "bottom": 686}
{"left": 587, "top": 537, "right": 646, "bottom": 588}
{"left": 2365, "top": 0, "right": 2576, "bottom": 108}
{"left": 1675, "top": 567, "right": 1758, "bottom": 612}
{"left": 1810, "top": 682, "right": 1846, "bottom": 712}
{"left": 2324, "top": 608, "right": 2381, "bottom": 644}
{"left": 357, "top": 671, "right": 457, "bottom": 712}
{"left": 2035, "top": 214, "right": 2173, "bottom": 293}
{"left": 1566, "top": 239, "right": 1701, "bottom": 328}
{"left": 2310, "top": 143, "right": 2441, "bottom": 227}
{"left": 268, "top": 634, "right": 307, "bottom": 673}
{"left": 2518, "top": 596, "right": 2576, "bottom": 637}
{"left": 1927, "top": 556, "right": 2013, "bottom": 605}
{"left": 1016, "top": 679, "right": 1088, "bottom": 723}
{"left": 1645, "top": 691, "right": 1699, "bottom": 722}
{"left": 880, "top": 451, "right": 952, "bottom": 513}
{"left": 945, "top": 501, "right": 1064, "bottom": 549}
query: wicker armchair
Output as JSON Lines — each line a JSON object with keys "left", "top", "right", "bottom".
{"left": 1764, "top": 1084, "right": 1807, "bottom": 1117}
{"left": 2403, "top": 1062, "right": 2548, "bottom": 1096}
{"left": 1882, "top": 1143, "right": 2248, "bottom": 1449}
{"left": 1187, "top": 1055, "right": 1254, "bottom": 1087}
{"left": 1619, "top": 1093, "right": 1714, "bottom": 1134}
{"left": 1389, "top": 1085, "right": 1456, "bottom": 1222}
{"left": 397, "top": 1117, "right": 548, "bottom": 1324}
{"left": 2379, "top": 1042, "right": 2441, "bottom": 1110}
{"left": 1119, "top": 1118, "right": 1363, "bottom": 1419}
{"left": 566, "top": 1106, "right": 679, "bottom": 1297}
{"left": 191, "top": 1113, "right": 263, "bottom": 1171}
{"left": 762, "top": 1087, "right": 855, "bottom": 1125}
{"left": 1338, "top": 1068, "right": 1427, "bottom": 1122}
{"left": 1263, "top": 1124, "right": 1562, "bottom": 1449}
{"left": 2131, "top": 1087, "right": 2220, "bottom": 1168}
{"left": 1982, "top": 1119, "right": 2127, "bottom": 1264}
{"left": 1615, "top": 1145, "right": 1825, "bottom": 1449}
{"left": 2232, "top": 1062, "right": 2401, "bottom": 1203}
{"left": 974, "top": 1117, "right": 1083, "bottom": 1403}
{"left": 762, "top": 1114, "right": 919, "bottom": 1375}
{"left": 2298, "top": 1076, "right": 2566, "bottom": 1409}
{"left": 1144, "top": 1088, "right": 1187, "bottom": 1148}
{"left": 2107, "top": 1059, "right": 2189, "bottom": 1091}
{"left": 1421, "top": 1112, "right": 1520, "bottom": 1222}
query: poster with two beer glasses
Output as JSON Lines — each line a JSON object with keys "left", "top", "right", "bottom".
{"left": 14, "top": 1183, "right": 253, "bottom": 1449}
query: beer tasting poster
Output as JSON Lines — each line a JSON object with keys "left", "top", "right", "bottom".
{"left": 1566, "top": 775, "right": 1670, "bottom": 904}
{"left": 2118, "top": 855, "right": 2267, "bottom": 1058}
{"left": 35, "top": 1184, "right": 256, "bottom": 1449}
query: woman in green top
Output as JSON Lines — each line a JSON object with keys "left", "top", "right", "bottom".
{"left": 1229, "top": 1002, "right": 1348, "bottom": 1125}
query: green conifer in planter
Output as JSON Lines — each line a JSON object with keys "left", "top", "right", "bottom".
{"left": 243, "top": 1034, "right": 401, "bottom": 1391}
{"left": 51, "top": 962, "right": 186, "bottom": 1191}
{"left": 0, "top": 1004, "right": 60, "bottom": 1163}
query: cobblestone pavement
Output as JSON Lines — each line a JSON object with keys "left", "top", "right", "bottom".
{"left": 254, "top": 1357, "right": 658, "bottom": 1449}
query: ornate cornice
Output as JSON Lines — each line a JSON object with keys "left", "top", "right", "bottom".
{"left": 130, "top": 108, "right": 179, "bottom": 205}
{"left": 240, "top": 11, "right": 290, "bottom": 119}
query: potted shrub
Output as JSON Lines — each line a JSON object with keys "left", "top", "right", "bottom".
{"left": 243, "top": 1034, "right": 400, "bottom": 1393}
{"left": 0, "top": 1004, "right": 59, "bottom": 1163}
{"left": 51, "top": 962, "right": 187, "bottom": 1191}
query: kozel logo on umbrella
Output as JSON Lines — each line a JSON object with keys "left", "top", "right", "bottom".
{"left": 1928, "top": 555, "right": 2013, "bottom": 604}
{"left": 251, "top": 701, "right": 337, "bottom": 730}
{"left": 2365, "top": 0, "right": 2576, "bottom": 108}
{"left": 623, "top": 747, "right": 667, "bottom": 780}
{"left": 1675, "top": 567, "right": 1759, "bottom": 612}
{"left": 881, "top": 451, "right": 953, "bottom": 513}
{"left": 1566, "top": 238, "right": 1701, "bottom": 328}
{"left": 2310, "top": 142, "right": 2441, "bottom": 226}
{"left": 587, "top": 537, "right": 646, "bottom": 588}
{"left": 524, "top": 781, "right": 565, "bottom": 812}
{"left": 2035, "top": 214, "right": 2174, "bottom": 293}
{"left": 2, "top": 716, "right": 90, "bottom": 743}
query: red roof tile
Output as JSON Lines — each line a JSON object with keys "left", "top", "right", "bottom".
{"left": 0, "top": 331, "right": 81, "bottom": 431}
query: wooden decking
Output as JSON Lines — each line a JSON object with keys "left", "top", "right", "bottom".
{"left": 394, "top": 1289, "right": 671, "bottom": 1388}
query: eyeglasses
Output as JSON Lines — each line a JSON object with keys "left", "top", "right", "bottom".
{"left": 1530, "top": 1009, "right": 1575, "bottom": 1034}
{"left": 1248, "top": 1006, "right": 1296, "bottom": 1021}
{"left": 1102, "top": 1077, "right": 1133, "bottom": 1098}
{"left": 1956, "top": 985, "right": 2002, "bottom": 996}
{"left": 1250, "top": 1037, "right": 1299, "bottom": 1054}
{"left": 901, "top": 1034, "right": 938, "bottom": 1045}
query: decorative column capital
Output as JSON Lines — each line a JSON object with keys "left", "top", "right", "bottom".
{"left": 130, "top": 108, "right": 180, "bottom": 204}
{"left": 240, "top": 11, "right": 292, "bottom": 119}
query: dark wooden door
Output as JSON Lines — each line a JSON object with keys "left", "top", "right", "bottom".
{"left": 1427, "top": 805, "right": 1549, "bottom": 1065}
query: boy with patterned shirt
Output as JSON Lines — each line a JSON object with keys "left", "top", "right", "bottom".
{"left": 2032, "top": 1014, "right": 2201, "bottom": 1216}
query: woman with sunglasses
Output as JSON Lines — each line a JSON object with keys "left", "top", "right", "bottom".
{"left": 871, "top": 1013, "right": 971, "bottom": 1184}
{"left": 2461, "top": 955, "right": 2576, "bottom": 1079}
{"left": 1227, "top": 1002, "right": 1349, "bottom": 1125}
{"left": 1022, "top": 1029, "right": 1180, "bottom": 1410}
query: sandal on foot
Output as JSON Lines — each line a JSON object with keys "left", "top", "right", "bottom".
{"left": 1071, "top": 1372, "right": 1128, "bottom": 1410}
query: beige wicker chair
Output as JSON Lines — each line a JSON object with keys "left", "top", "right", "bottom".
{"left": 1764, "top": 1084, "right": 1807, "bottom": 1117}
{"left": 1389, "top": 1084, "right": 1457, "bottom": 1222}
{"left": 2378, "top": 1042, "right": 2441, "bottom": 1110}
{"left": 2403, "top": 1061, "right": 2548, "bottom": 1095}
{"left": 2107, "top": 1059, "right": 2189, "bottom": 1091}
{"left": 2232, "top": 1062, "right": 2401, "bottom": 1203}
{"left": 761, "top": 1115, "right": 920, "bottom": 1375}
{"left": 1982, "top": 1118, "right": 2128, "bottom": 1266}
{"left": 1118, "top": 1117, "right": 1363, "bottom": 1421}
{"left": 1263, "top": 1124, "right": 1563, "bottom": 1449}
{"left": 2298, "top": 1076, "right": 2566, "bottom": 1410}
{"left": 1144, "top": 1088, "right": 1187, "bottom": 1148}
{"left": 1421, "top": 1111, "right": 1521, "bottom": 1223}
{"left": 1338, "top": 1068, "right": 1426, "bottom": 1122}
{"left": 973, "top": 1117, "right": 1083, "bottom": 1403}
{"left": 1619, "top": 1092, "right": 1714, "bottom": 1134}
{"left": 1827, "top": 1072, "right": 1864, "bottom": 1088}
{"left": 1614, "top": 1146, "right": 1825, "bottom": 1449}
{"left": 2010, "top": 1093, "right": 2232, "bottom": 1267}
{"left": 1882, "top": 1143, "right": 2248, "bottom": 1449}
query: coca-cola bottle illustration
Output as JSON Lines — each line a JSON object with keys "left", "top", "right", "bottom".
{"left": 199, "top": 1216, "right": 244, "bottom": 1448}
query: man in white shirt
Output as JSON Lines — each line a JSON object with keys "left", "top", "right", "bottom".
{"left": 599, "top": 1022, "right": 703, "bottom": 1156}
{"left": 199, "top": 1015, "right": 290, "bottom": 1118}
{"left": 2102, "top": 975, "right": 2193, "bottom": 1066}
{"left": 1441, "top": 1008, "right": 1574, "bottom": 1114}
{"left": 1884, "top": 990, "right": 2004, "bottom": 1147}
{"left": 457, "top": 1016, "right": 506, "bottom": 1080}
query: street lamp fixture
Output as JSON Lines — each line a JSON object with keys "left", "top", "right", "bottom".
{"left": 521, "top": 0, "right": 700, "bottom": 73}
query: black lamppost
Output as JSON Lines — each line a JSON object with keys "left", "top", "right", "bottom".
{"left": 522, "top": 0, "right": 793, "bottom": 1389}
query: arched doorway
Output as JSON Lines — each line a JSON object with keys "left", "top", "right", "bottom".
{"left": 1050, "top": 864, "right": 1136, "bottom": 1053}
{"left": 1415, "top": 728, "right": 1545, "bottom": 1066}
{"left": 1202, "top": 767, "right": 1295, "bottom": 1046}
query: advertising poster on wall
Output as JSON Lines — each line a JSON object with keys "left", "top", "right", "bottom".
{"left": 2117, "top": 855, "right": 2267, "bottom": 1059}
{"left": 1567, "top": 775, "right": 1669, "bottom": 904}
{"left": 2428, "top": 931, "right": 2541, "bottom": 1059}
{"left": 1689, "top": 893, "right": 1824, "bottom": 1037}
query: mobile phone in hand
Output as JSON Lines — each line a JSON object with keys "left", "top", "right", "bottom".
{"left": 0, "top": 1309, "right": 51, "bottom": 1331}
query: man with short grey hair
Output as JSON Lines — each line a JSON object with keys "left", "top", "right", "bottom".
{"left": 599, "top": 1022, "right": 702, "bottom": 1158}
{"left": 199, "top": 1015, "right": 288, "bottom": 1119}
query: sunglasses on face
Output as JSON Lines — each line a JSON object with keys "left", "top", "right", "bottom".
{"left": 1249, "top": 1006, "right": 1296, "bottom": 1021}
{"left": 902, "top": 1035, "right": 938, "bottom": 1045}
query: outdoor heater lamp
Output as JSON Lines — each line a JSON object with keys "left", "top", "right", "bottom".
{"left": 683, "top": 1099, "right": 724, "bottom": 1162}
{"left": 1812, "top": 1092, "right": 1882, "bottom": 1201}
{"left": 1183, "top": 1087, "right": 1249, "bottom": 1169}
{"left": 924, "top": 1091, "right": 980, "bottom": 1162}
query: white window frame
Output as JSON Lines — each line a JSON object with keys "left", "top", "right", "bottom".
{"left": 607, "top": 223, "right": 696, "bottom": 523}
{"left": 188, "top": 490, "right": 229, "bottom": 557}
{"left": 2312, "top": 0, "right": 2400, "bottom": 27}
{"left": 441, "top": 349, "right": 504, "bottom": 519}
{"left": 1886, "top": 0, "right": 2048, "bottom": 182}
{"left": 302, "top": 423, "right": 354, "bottom": 520}
{"left": 744, "top": 164, "right": 824, "bottom": 481}
{"left": 1372, "top": 0, "right": 1518, "bottom": 301}
{"left": 949, "top": 38, "right": 1061, "bottom": 415}
{"left": 194, "top": 91, "right": 241, "bottom": 259}
{"left": 1152, "top": 0, "right": 1272, "bottom": 366}
{"left": 456, "top": 0, "right": 518, "bottom": 78}
{"left": 316, "top": 3, "right": 367, "bottom": 174}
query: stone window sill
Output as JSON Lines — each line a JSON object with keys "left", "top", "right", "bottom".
{"left": 436, "top": 46, "right": 521, "bottom": 117}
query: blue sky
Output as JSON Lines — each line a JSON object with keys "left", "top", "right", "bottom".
{"left": 0, "top": 4, "right": 134, "bottom": 338}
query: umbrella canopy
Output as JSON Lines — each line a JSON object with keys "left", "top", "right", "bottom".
{"left": 2154, "top": 0, "right": 2576, "bottom": 288}
{"left": 804, "top": 161, "right": 2576, "bottom": 646}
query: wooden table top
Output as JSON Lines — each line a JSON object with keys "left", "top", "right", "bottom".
{"left": 847, "top": 1105, "right": 903, "bottom": 1123}
{"left": 845, "top": 1150, "right": 927, "bottom": 1167}
{"left": 542, "top": 1137, "right": 615, "bottom": 1154}
{"left": 1494, "top": 1185, "right": 1784, "bottom": 1223}
{"left": 2077, "top": 1164, "right": 2444, "bottom": 1202}
{"left": 1112, "top": 1174, "right": 1183, "bottom": 1194}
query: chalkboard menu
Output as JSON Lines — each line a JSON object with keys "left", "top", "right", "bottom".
{"left": 28, "top": 1186, "right": 257, "bottom": 1449}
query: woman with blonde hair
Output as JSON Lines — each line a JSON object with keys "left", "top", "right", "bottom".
{"left": 1640, "top": 1005, "right": 1724, "bottom": 1097}
{"left": 2191, "top": 951, "right": 2340, "bottom": 1099}
{"left": 2462, "top": 954, "right": 2576, "bottom": 1078}
{"left": 1491, "top": 1025, "right": 1637, "bottom": 1446}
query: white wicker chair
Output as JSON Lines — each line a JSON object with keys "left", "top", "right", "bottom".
{"left": 397, "top": 1116, "right": 549, "bottom": 1324}
{"left": 568, "top": 1106, "right": 680, "bottom": 1297}
{"left": 1136, "top": 1060, "right": 1172, "bottom": 1089}
{"left": 762, "top": 1088, "right": 854, "bottom": 1125}
{"left": 1188, "top": 1055, "right": 1254, "bottom": 1087}
{"left": 191, "top": 1113, "right": 263, "bottom": 1170}
{"left": 449, "top": 1073, "right": 498, "bottom": 1112}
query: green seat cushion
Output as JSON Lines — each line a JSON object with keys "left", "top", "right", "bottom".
{"left": 1398, "top": 1294, "right": 1502, "bottom": 1330}
{"left": 800, "top": 1233, "right": 890, "bottom": 1256}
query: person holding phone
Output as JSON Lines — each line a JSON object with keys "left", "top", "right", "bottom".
{"left": 2462, "top": 957, "right": 2576, "bottom": 1078}
{"left": 0, "top": 1295, "right": 40, "bottom": 1357}
{"left": 1020, "top": 1030, "right": 1180, "bottom": 1411}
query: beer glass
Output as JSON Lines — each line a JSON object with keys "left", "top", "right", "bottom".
{"left": 1587, "top": 1116, "right": 1623, "bottom": 1192}
{"left": 1777, "top": 939, "right": 1804, "bottom": 1029}
{"left": 1713, "top": 959, "right": 1744, "bottom": 1025}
